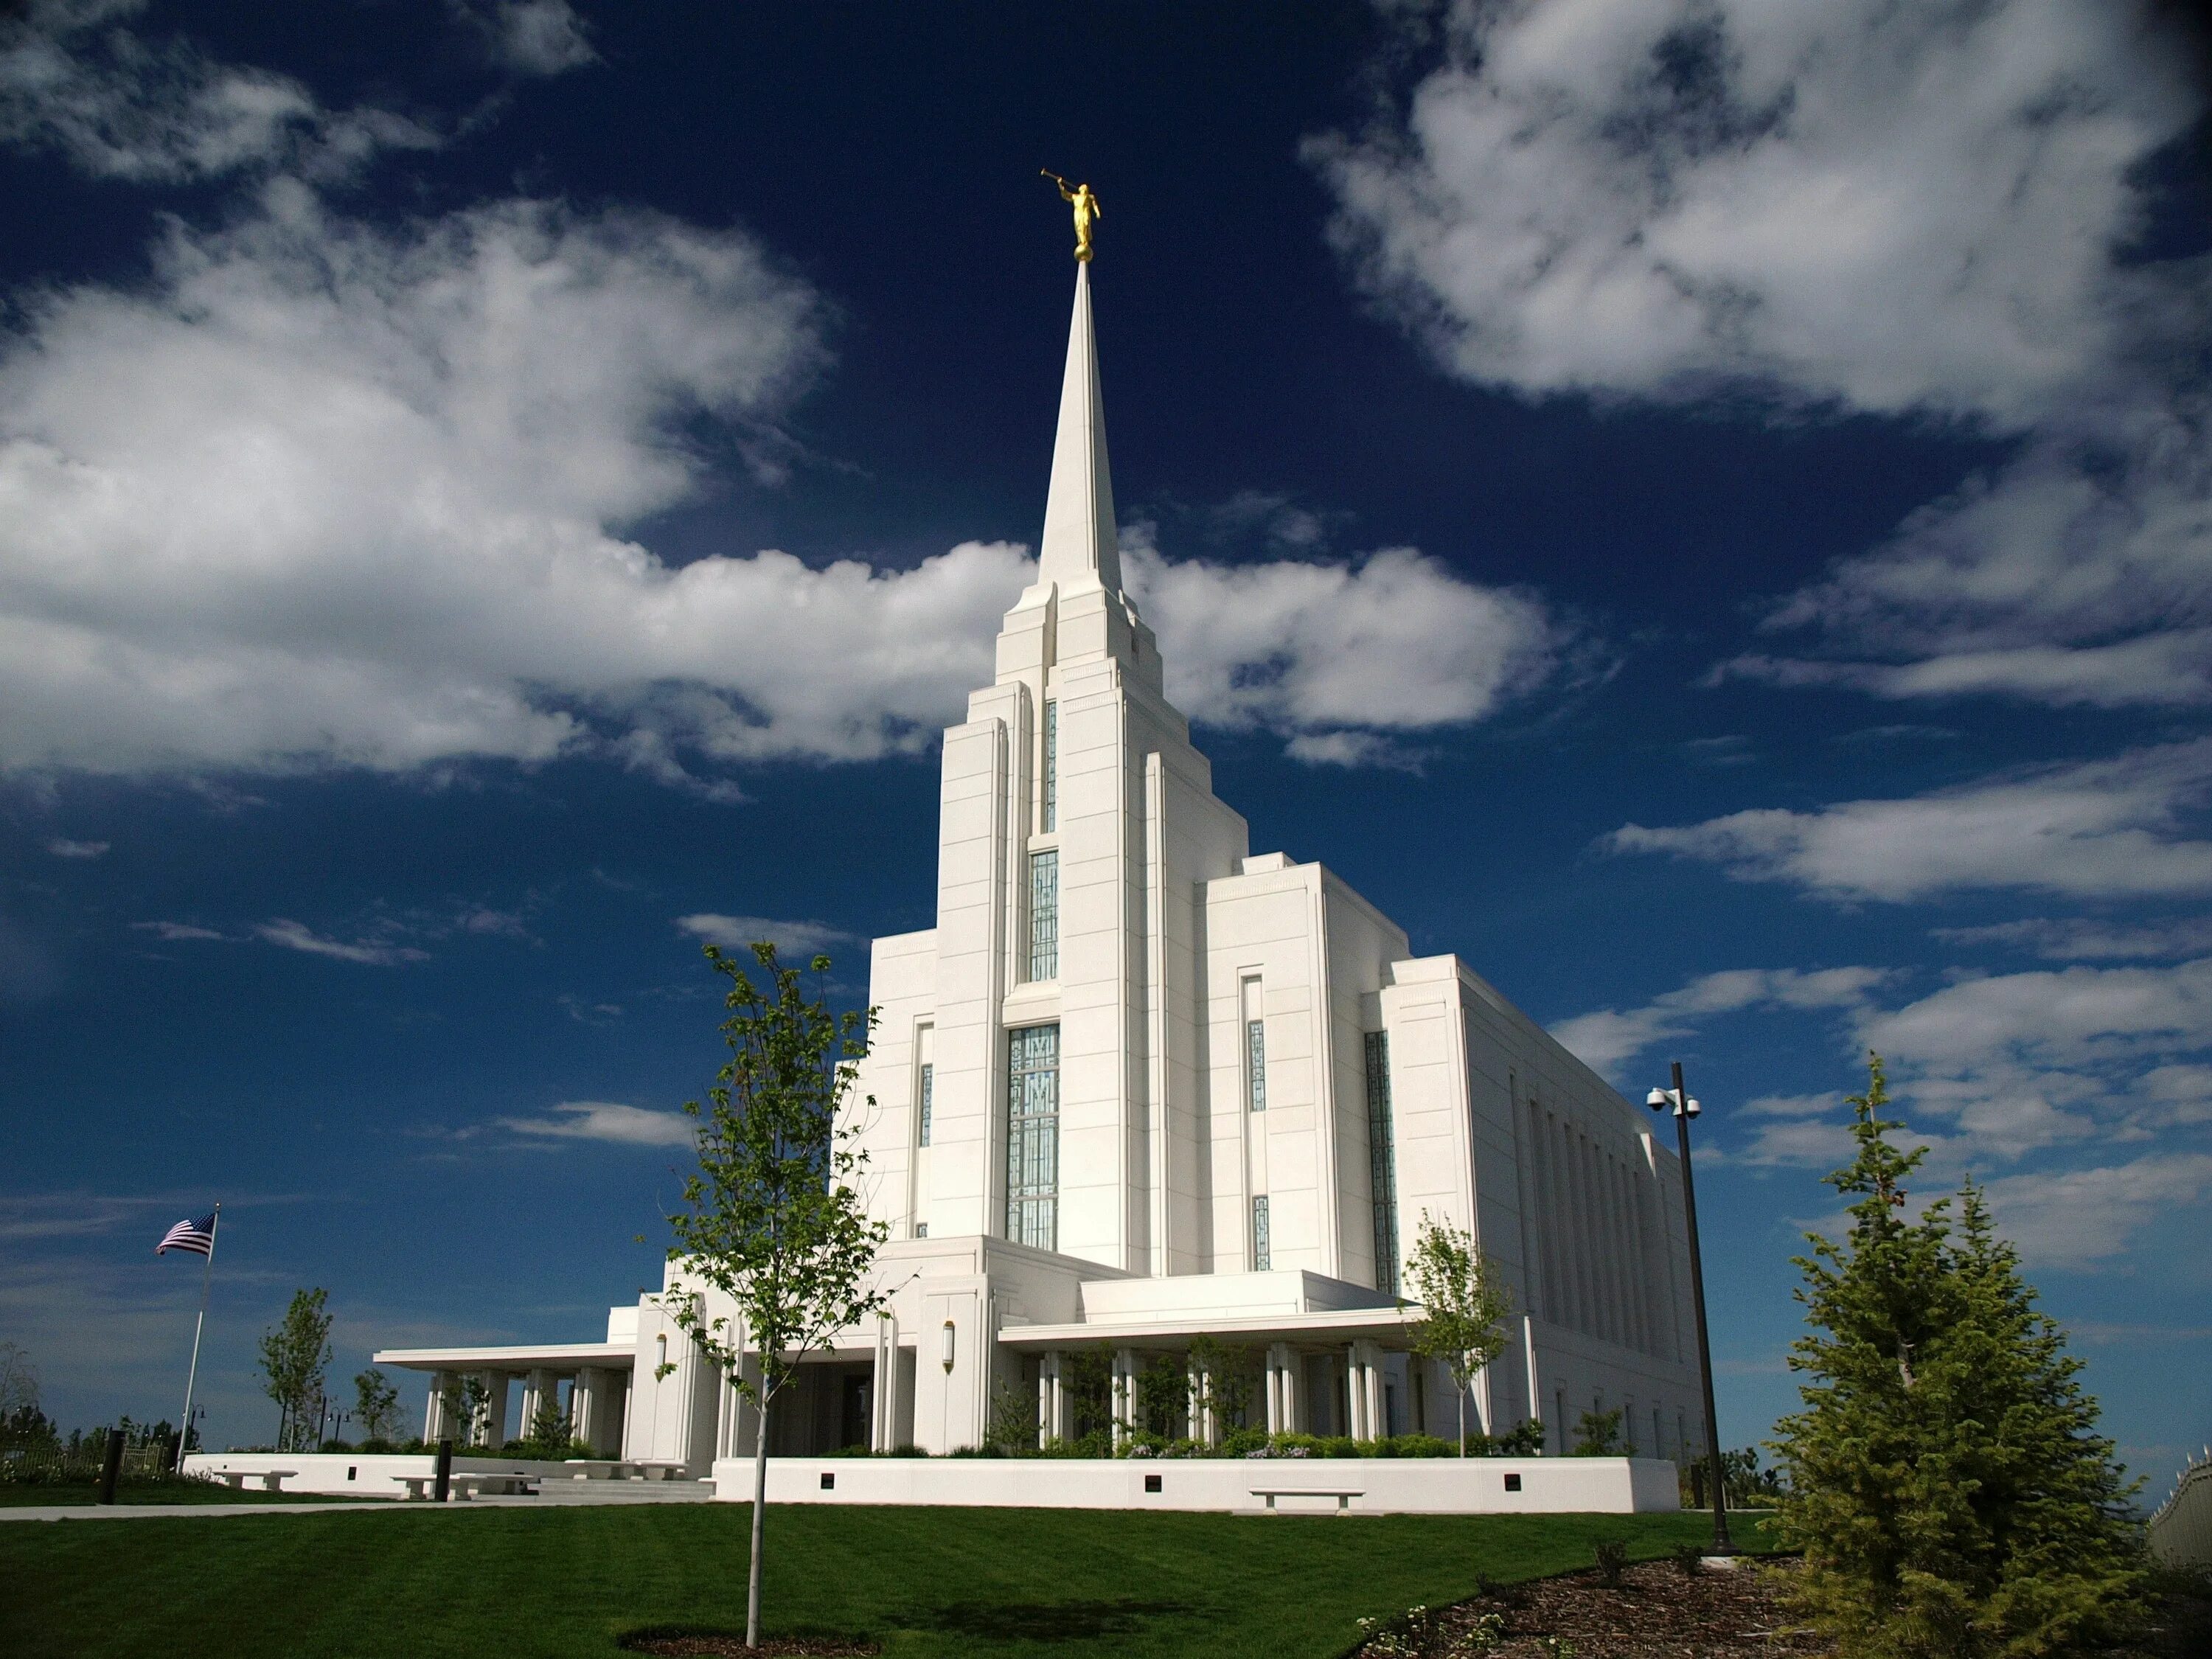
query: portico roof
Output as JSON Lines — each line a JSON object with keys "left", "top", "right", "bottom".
{"left": 996, "top": 1304, "right": 1421, "bottom": 1349}
{"left": 371, "top": 1341, "right": 632, "bottom": 1373}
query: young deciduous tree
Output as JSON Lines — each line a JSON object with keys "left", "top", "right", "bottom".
{"left": 255, "top": 1287, "right": 332, "bottom": 1453}
{"left": 668, "top": 942, "right": 891, "bottom": 1652}
{"left": 1771, "top": 1056, "right": 2143, "bottom": 1658}
{"left": 353, "top": 1368, "right": 400, "bottom": 1445}
{"left": 1403, "top": 1213, "right": 1515, "bottom": 1455}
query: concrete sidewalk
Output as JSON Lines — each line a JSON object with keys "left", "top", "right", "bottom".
{"left": 0, "top": 1481, "right": 719, "bottom": 1522}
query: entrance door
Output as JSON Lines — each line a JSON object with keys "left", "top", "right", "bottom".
{"left": 841, "top": 1373, "right": 873, "bottom": 1451}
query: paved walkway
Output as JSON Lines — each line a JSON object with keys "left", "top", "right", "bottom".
{"left": 0, "top": 1481, "right": 721, "bottom": 1522}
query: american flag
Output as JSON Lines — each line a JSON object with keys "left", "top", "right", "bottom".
{"left": 157, "top": 1214, "right": 216, "bottom": 1256}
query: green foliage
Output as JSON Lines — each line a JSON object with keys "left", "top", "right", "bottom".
{"left": 1722, "top": 1444, "right": 1786, "bottom": 1506}
{"left": 983, "top": 1382, "right": 1039, "bottom": 1456}
{"left": 667, "top": 942, "right": 891, "bottom": 1415}
{"left": 1570, "top": 1408, "right": 1624, "bottom": 1456}
{"left": 1134, "top": 1353, "right": 1186, "bottom": 1438}
{"left": 664, "top": 940, "right": 891, "bottom": 1649}
{"left": 352, "top": 1368, "right": 400, "bottom": 1446}
{"left": 1403, "top": 1212, "right": 1516, "bottom": 1455}
{"left": 1354, "top": 1601, "right": 1442, "bottom": 1658}
{"left": 1770, "top": 1054, "right": 2146, "bottom": 1658}
{"left": 254, "top": 1287, "right": 333, "bottom": 1453}
{"left": 1592, "top": 1539, "right": 1627, "bottom": 1587}
{"left": 1672, "top": 1541, "right": 1705, "bottom": 1576}
{"left": 1185, "top": 1333, "right": 1255, "bottom": 1433}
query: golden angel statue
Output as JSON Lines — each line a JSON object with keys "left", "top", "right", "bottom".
{"left": 1042, "top": 170, "right": 1102, "bottom": 262}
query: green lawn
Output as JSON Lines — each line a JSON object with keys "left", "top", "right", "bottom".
{"left": 0, "top": 1480, "right": 369, "bottom": 1506}
{"left": 0, "top": 1503, "right": 1775, "bottom": 1658}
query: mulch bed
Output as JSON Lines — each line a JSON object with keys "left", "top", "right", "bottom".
{"left": 619, "top": 1635, "right": 879, "bottom": 1657}
{"left": 1396, "top": 1556, "right": 1832, "bottom": 1658}
{"left": 1380, "top": 1558, "right": 2212, "bottom": 1659}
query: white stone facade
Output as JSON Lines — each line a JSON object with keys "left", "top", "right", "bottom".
{"left": 376, "top": 263, "right": 1704, "bottom": 1481}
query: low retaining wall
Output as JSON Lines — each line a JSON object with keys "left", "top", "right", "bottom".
{"left": 181, "top": 1452, "right": 580, "bottom": 1499}
{"left": 710, "top": 1455, "right": 1679, "bottom": 1514}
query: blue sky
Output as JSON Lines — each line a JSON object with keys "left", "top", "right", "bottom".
{"left": 3, "top": 0, "right": 2208, "bottom": 1485}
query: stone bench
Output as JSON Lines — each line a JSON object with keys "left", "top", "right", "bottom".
{"left": 209, "top": 1468, "right": 299, "bottom": 1492}
{"left": 449, "top": 1473, "right": 538, "bottom": 1498}
{"left": 1248, "top": 1486, "right": 1364, "bottom": 1513}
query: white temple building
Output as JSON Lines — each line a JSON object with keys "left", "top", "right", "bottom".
{"left": 375, "top": 262, "right": 1705, "bottom": 1478}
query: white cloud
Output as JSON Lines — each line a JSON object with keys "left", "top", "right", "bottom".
{"left": 1933, "top": 916, "right": 2212, "bottom": 962}
{"left": 1314, "top": 1, "right": 2212, "bottom": 717}
{"left": 0, "top": 177, "right": 1570, "bottom": 787}
{"left": 253, "top": 918, "right": 429, "bottom": 966}
{"left": 1860, "top": 957, "right": 2212, "bottom": 1155}
{"left": 45, "top": 836, "right": 106, "bottom": 858}
{"left": 131, "top": 919, "right": 223, "bottom": 942}
{"left": 496, "top": 1100, "right": 693, "bottom": 1147}
{"left": 674, "top": 914, "right": 858, "bottom": 961}
{"left": 1125, "top": 536, "right": 1570, "bottom": 745}
{"left": 1980, "top": 1152, "right": 2212, "bottom": 1264}
{"left": 476, "top": 1, "right": 599, "bottom": 77}
{"left": 0, "top": 1, "right": 435, "bottom": 182}
{"left": 1721, "top": 431, "right": 2212, "bottom": 709}
{"left": 1311, "top": 0, "right": 2199, "bottom": 426}
{"left": 1549, "top": 964, "right": 1888, "bottom": 1076}
{"left": 1607, "top": 741, "right": 2212, "bottom": 903}
{"left": 1559, "top": 953, "right": 2212, "bottom": 1261}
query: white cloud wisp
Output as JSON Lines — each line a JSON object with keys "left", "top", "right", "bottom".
{"left": 1607, "top": 742, "right": 2212, "bottom": 904}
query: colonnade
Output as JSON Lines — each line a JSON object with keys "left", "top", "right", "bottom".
{"left": 1028, "top": 1337, "right": 1415, "bottom": 1446}
{"left": 420, "top": 1365, "right": 627, "bottom": 1453}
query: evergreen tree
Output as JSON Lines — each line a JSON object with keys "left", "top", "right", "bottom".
{"left": 1770, "top": 1056, "right": 2143, "bottom": 1658}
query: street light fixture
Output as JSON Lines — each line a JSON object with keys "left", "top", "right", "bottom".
{"left": 1649, "top": 1057, "right": 1732, "bottom": 1554}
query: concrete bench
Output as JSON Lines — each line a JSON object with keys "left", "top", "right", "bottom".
{"left": 397, "top": 1475, "right": 437, "bottom": 1500}
{"left": 563, "top": 1459, "right": 636, "bottom": 1481}
{"left": 635, "top": 1461, "right": 688, "bottom": 1481}
{"left": 209, "top": 1469, "right": 298, "bottom": 1492}
{"left": 447, "top": 1473, "right": 538, "bottom": 1498}
{"left": 1248, "top": 1486, "right": 1364, "bottom": 1513}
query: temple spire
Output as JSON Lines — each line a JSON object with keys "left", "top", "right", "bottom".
{"left": 1036, "top": 262, "right": 1121, "bottom": 596}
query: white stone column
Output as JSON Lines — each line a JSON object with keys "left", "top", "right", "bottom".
{"left": 479, "top": 1370, "right": 510, "bottom": 1448}
{"left": 872, "top": 1313, "right": 901, "bottom": 1453}
{"left": 1038, "top": 1350, "right": 1066, "bottom": 1448}
{"left": 1356, "top": 1342, "right": 1385, "bottom": 1441}
{"left": 519, "top": 1368, "right": 554, "bottom": 1437}
{"left": 424, "top": 1371, "right": 451, "bottom": 1443}
{"left": 1186, "top": 1352, "right": 1213, "bottom": 1445}
{"left": 1110, "top": 1347, "right": 1138, "bottom": 1447}
{"left": 1264, "top": 1343, "right": 1298, "bottom": 1434}
{"left": 571, "top": 1368, "right": 598, "bottom": 1453}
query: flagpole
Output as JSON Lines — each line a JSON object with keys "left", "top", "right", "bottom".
{"left": 174, "top": 1204, "right": 219, "bottom": 1472}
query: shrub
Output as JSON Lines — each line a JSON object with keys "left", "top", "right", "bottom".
{"left": 1593, "top": 1540, "right": 1627, "bottom": 1587}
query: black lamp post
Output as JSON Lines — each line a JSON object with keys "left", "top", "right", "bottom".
{"left": 1647, "top": 1058, "right": 1732, "bottom": 1554}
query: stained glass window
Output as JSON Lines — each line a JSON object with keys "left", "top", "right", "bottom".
{"left": 1366, "top": 1031, "right": 1399, "bottom": 1295}
{"left": 1246, "top": 1018, "right": 1267, "bottom": 1112}
{"left": 1006, "top": 1024, "right": 1060, "bottom": 1250}
{"left": 918, "top": 1061, "right": 933, "bottom": 1147}
{"left": 1042, "top": 700, "right": 1057, "bottom": 832}
{"left": 1028, "top": 849, "right": 1059, "bottom": 981}
{"left": 1252, "top": 1194, "right": 1271, "bottom": 1270}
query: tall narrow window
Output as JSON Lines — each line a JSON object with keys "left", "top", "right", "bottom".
{"left": 917, "top": 1061, "right": 933, "bottom": 1148}
{"left": 1246, "top": 1018, "right": 1267, "bottom": 1112}
{"left": 1251, "top": 1194, "right": 1271, "bottom": 1270}
{"left": 1027, "top": 850, "right": 1059, "bottom": 980}
{"left": 1365, "top": 1031, "right": 1399, "bottom": 1295}
{"left": 1006, "top": 1024, "right": 1060, "bottom": 1249}
{"left": 1041, "top": 700, "right": 1057, "bottom": 832}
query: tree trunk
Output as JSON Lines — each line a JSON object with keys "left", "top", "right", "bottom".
{"left": 747, "top": 1389, "right": 771, "bottom": 1649}
{"left": 1458, "top": 1386, "right": 1467, "bottom": 1456}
